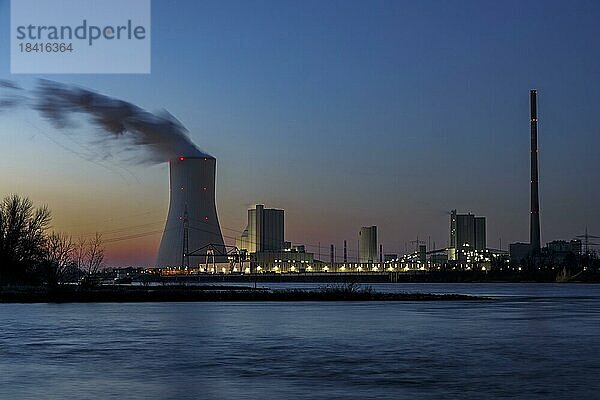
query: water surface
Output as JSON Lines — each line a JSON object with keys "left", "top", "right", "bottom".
{"left": 1, "top": 283, "right": 598, "bottom": 399}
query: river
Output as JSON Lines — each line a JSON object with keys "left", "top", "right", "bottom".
{"left": 1, "top": 283, "right": 598, "bottom": 399}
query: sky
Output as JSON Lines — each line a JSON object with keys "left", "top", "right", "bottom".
{"left": 0, "top": 0, "right": 599, "bottom": 266}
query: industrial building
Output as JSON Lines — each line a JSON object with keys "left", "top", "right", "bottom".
{"left": 448, "top": 210, "right": 486, "bottom": 261}
{"left": 235, "top": 205, "right": 314, "bottom": 272}
{"left": 546, "top": 240, "right": 582, "bottom": 255}
{"left": 509, "top": 242, "right": 532, "bottom": 263}
{"left": 359, "top": 226, "right": 378, "bottom": 263}
{"left": 237, "top": 204, "right": 285, "bottom": 253}
{"left": 544, "top": 240, "right": 582, "bottom": 264}
{"left": 157, "top": 156, "right": 226, "bottom": 267}
{"left": 384, "top": 253, "right": 398, "bottom": 262}
{"left": 251, "top": 246, "right": 314, "bottom": 273}
{"left": 511, "top": 239, "right": 582, "bottom": 265}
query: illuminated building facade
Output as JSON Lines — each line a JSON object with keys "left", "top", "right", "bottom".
{"left": 449, "top": 210, "right": 486, "bottom": 261}
{"left": 237, "top": 204, "right": 285, "bottom": 253}
{"left": 359, "top": 226, "right": 377, "bottom": 263}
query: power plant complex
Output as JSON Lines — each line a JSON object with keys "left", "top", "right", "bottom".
{"left": 152, "top": 89, "right": 588, "bottom": 272}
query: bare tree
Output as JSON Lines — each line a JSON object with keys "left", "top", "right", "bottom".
{"left": 0, "top": 194, "right": 51, "bottom": 282}
{"left": 85, "top": 233, "right": 105, "bottom": 276}
{"left": 75, "top": 233, "right": 105, "bottom": 286}
{"left": 44, "top": 232, "right": 75, "bottom": 285}
{"left": 73, "top": 236, "right": 88, "bottom": 271}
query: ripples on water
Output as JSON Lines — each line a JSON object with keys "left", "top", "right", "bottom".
{"left": 1, "top": 283, "right": 599, "bottom": 399}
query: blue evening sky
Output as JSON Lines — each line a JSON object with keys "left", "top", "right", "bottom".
{"left": 0, "top": 0, "right": 599, "bottom": 265}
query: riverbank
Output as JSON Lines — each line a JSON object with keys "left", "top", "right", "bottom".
{"left": 0, "top": 284, "right": 487, "bottom": 303}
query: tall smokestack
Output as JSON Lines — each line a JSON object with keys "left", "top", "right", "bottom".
{"left": 530, "top": 89, "right": 541, "bottom": 255}
{"left": 330, "top": 244, "right": 334, "bottom": 264}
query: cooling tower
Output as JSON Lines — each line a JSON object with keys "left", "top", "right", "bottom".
{"left": 157, "top": 156, "right": 226, "bottom": 267}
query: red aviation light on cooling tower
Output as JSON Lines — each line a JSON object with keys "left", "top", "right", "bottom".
{"left": 179, "top": 156, "right": 185, "bottom": 161}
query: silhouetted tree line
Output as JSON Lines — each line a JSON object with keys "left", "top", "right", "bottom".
{"left": 0, "top": 194, "right": 104, "bottom": 286}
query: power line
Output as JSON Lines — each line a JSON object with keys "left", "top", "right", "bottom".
{"left": 103, "top": 227, "right": 177, "bottom": 244}
{"left": 65, "top": 219, "right": 167, "bottom": 239}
